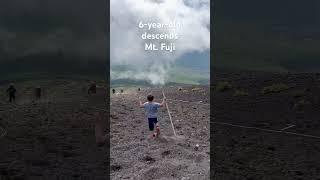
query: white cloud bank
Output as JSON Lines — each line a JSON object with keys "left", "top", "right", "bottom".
{"left": 111, "top": 0, "right": 210, "bottom": 85}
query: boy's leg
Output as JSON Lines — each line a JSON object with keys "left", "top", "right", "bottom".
{"left": 154, "top": 119, "right": 160, "bottom": 137}
{"left": 148, "top": 118, "right": 155, "bottom": 131}
{"left": 148, "top": 118, "right": 156, "bottom": 138}
{"left": 156, "top": 125, "right": 160, "bottom": 135}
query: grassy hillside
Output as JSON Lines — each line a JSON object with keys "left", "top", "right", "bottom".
{"left": 111, "top": 65, "right": 209, "bottom": 86}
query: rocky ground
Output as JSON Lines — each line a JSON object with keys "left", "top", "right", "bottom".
{"left": 4, "top": 72, "right": 317, "bottom": 179}
{"left": 212, "top": 71, "right": 320, "bottom": 179}
{"left": 110, "top": 86, "right": 210, "bottom": 180}
{"left": 0, "top": 79, "right": 108, "bottom": 179}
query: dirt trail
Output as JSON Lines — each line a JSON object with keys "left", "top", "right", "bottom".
{"left": 110, "top": 86, "right": 210, "bottom": 180}
{"left": 0, "top": 80, "right": 107, "bottom": 179}
{"left": 212, "top": 72, "right": 320, "bottom": 179}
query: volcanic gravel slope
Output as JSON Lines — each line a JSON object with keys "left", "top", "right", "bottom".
{"left": 0, "top": 79, "right": 107, "bottom": 179}
{"left": 110, "top": 86, "right": 210, "bottom": 180}
{"left": 212, "top": 71, "right": 320, "bottom": 179}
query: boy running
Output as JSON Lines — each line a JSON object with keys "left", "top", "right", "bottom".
{"left": 139, "top": 94, "right": 166, "bottom": 138}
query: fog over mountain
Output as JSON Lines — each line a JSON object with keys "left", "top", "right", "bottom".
{"left": 111, "top": 0, "right": 210, "bottom": 85}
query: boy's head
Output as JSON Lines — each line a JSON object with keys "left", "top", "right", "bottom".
{"left": 147, "top": 94, "right": 154, "bottom": 102}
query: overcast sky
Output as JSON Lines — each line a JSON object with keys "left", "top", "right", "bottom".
{"left": 110, "top": 0, "right": 210, "bottom": 84}
{"left": 0, "top": 0, "right": 107, "bottom": 61}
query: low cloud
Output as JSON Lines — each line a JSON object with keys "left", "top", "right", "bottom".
{"left": 111, "top": 0, "right": 210, "bottom": 85}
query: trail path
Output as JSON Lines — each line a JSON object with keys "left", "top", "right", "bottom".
{"left": 0, "top": 80, "right": 107, "bottom": 179}
{"left": 110, "top": 86, "right": 210, "bottom": 180}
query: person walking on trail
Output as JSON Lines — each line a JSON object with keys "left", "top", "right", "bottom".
{"left": 6, "top": 83, "right": 16, "bottom": 103}
{"left": 139, "top": 94, "right": 166, "bottom": 138}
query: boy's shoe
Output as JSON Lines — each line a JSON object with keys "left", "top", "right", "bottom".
{"left": 150, "top": 133, "right": 156, "bottom": 139}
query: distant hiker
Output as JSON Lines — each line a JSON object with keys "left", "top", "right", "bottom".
{"left": 139, "top": 94, "right": 166, "bottom": 138}
{"left": 178, "top": 87, "right": 182, "bottom": 91}
{"left": 120, "top": 89, "right": 124, "bottom": 93}
{"left": 6, "top": 83, "right": 16, "bottom": 103}
{"left": 138, "top": 88, "right": 141, "bottom": 91}
{"left": 35, "top": 86, "right": 41, "bottom": 99}
{"left": 88, "top": 82, "right": 97, "bottom": 94}
{"left": 112, "top": 89, "right": 115, "bottom": 94}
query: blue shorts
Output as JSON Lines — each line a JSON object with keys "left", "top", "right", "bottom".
{"left": 148, "top": 118, "right": 158, "bottom": 131}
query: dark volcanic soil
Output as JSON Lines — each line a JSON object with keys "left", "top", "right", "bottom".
{"left": 110, "top": 86, "right": 210, "bottom": 180}
{"left": 212, "top": 72, "right": 320, "bottom": 179}
{"left": 0, "top": 79, "right": 107, "bottom": 179}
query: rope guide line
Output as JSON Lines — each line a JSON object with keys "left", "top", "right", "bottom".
{"left": 162, "top": 89, "right": 177, "bottom": 137}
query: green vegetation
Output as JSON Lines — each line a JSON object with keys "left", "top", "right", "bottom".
{"left": 261, "top": 83, "right": 290, "bottom": 94}
{"left": 233, "top": 89, "right": 249, "bottom": 97}
{"left": 111, "top": 66, "right": 209, "bottom": 86}
{"left": 166, "top": 67, "right": 209, "bottom": 85}
{"left": 191, "top": 87, "right": 202, "bottom": 92}
{"left": 215, "top": 81, "right": 233, "bottom": 92}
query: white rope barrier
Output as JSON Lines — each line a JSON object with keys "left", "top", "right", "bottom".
{"left": 166, "top": 98, "right": 210, "bottom": 106}
{"left": 280, "top": 124, "right": 296, "bottom": 131}
{"left": 162, "top": 90, "right": 177, "bottom": 137}
{"left": 213, "top": 121, "right": 320, "bottom": 140}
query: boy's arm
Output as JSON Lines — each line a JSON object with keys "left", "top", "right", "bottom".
{"left": 139, "top": 97, "right": 145, "bottom": 108}
{"left": 159, "top": 97, "right": 166, "bottom": 107}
